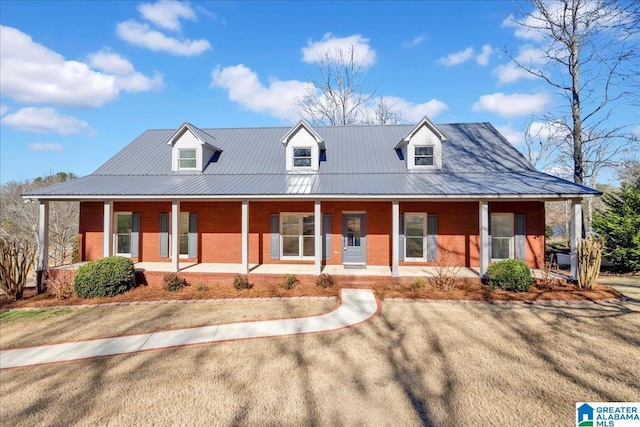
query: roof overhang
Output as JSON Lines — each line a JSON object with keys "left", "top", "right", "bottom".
{"left": 280, "top": 120, "right": 325, "bottom": 149}
{"left": 395, "top": 116, "right": 447, "bottom": 149}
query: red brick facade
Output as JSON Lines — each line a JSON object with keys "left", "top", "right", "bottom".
{"left": 78, "top": 200, "right": 545, "bottom": 268}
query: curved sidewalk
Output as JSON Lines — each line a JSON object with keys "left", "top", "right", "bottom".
{"left": 0, "top": 289, "right": 378, "bottom": 370}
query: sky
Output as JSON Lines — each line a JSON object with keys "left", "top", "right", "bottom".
{"left": 1, "top": 0, "right": 637, "bottom": 184}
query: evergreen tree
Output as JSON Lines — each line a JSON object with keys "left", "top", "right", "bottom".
{"left": 593, "top": 178, "right": 640, "bottom": 272}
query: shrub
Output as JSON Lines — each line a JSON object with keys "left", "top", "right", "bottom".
{"left": 43, "top": 268, "right": 74, "bottom": 300}
{"left": 74, "top": 257, "right": 136, "bottom": 298}
{"left": 233, "top": 274, "right": 252, "bottom": 290}
{"left": 316, "top": 273, "right": 334, "bottom": 289}
{"left": 411, "top": 278, "right": 426, "bottom": 290}
{"left": 429, "top": 249, "right": 462, "bottom": 291}
{"left": 163, "top": 273, "right": 187, "bottom": 292}
{"left": 196, "top": 283, "right": 209, "bottom": 292}
{"left": 486, "top": 259, "right": 532, "bottom": 292}
{"left": 281, "top": 274, "right": 299, "bottom": 290}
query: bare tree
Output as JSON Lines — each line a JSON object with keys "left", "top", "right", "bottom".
{"left": 0, "top": 173, "right": 79, "bottom": 269}
{"left": 506, "top": 0, "right": 639, "bottom": 185}
{"left": 0, "top": 236, "right": 36, "bottom": 300}
{"left": 298, "top": 46, "right": 403, "bottom": 126}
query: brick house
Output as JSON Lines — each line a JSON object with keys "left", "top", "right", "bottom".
{"left": 27, "top": 117, "right": 597, "bottom": 279}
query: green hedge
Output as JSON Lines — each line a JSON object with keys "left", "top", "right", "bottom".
{"left": 74, "top": 257, "right": 136, "bottom": 298}
{"left": 486, "top": 259, "right": 532, "bottom": 292}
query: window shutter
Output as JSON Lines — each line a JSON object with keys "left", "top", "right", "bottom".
{"left": 398, "top": 214, "right": 405, "bottom": 261}
{"left": 427, "top": 214, "right": 438, "bottom": 262}
{"left": 515, "top": 215, "right": 526, "bottom": 261}
{"left": 131, "top": 213, "right": 140, "bottom": 258}
{"left": 488, "top": 214, "right": 492, "bottom": 260}
{"left": 323, "top": 214, "right": 331, "bottom": 261}
{"left": 270, "top": 214, "right": 280, "bottom": 260}
{"left": 159, "top": 213, "right": 169, "bottom": 258}
{"left": 188, "top": 213, "right": 198, "bottom": 259}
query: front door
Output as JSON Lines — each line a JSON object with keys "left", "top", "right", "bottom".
{"left": 342, "top": 214, "right": 366, "bottom": 264}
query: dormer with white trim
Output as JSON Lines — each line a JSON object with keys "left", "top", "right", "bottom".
{"left": 396, "top": 116, "right": 447, "bottom": 171}
{"left": 168, "top": 122, "right": 222, "bottom": 173}
{"left": 281, "top": 120, "right": 325, "bottom": 173}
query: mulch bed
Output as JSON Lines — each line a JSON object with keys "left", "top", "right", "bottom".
{"left": 0, "top": 278, "right": 624, "bottom": 310}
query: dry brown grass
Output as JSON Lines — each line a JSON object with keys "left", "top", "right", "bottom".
{"left": 0, "top": 299, "right": 336, "bottom": 349}
{"left": 1, "top": 299, "right": 638, "bottom": 426}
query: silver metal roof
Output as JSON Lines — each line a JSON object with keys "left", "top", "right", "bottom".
{"left": 26, "top": 122, "right": 599, "bottom": 199}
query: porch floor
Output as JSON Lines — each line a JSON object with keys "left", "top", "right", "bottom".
{"left": 132, "top": 262, "right": 481, "bottom": 278}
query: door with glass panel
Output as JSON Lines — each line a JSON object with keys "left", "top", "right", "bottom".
{"left": 491, "top": 213, "right": 513, "bottom": 260}
{"left": 342, "top": 214, "right": 366, "bottom": 264}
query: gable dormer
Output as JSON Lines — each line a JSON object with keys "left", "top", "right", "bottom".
{"left": 281, "top": 120, "right": 324, "bottom": 173}
{"left": 396, "top": 116, "right": 447, "bottom": 171}
{"left": 167, "top": 122, "right": 222, "bottom": 173}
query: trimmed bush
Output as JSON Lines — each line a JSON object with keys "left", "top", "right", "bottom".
{"left": 74, "top": 257, "right": 136, "bottom": 298}
{"left": 163, "top": 273, "right": 187, "bottom": 292}
{"left": 411, "top": 278, "right": 426, "bottom": 290}
{"left": 233, "top": 274, "right": 252, "bottom": 290}
{"left": 486, "top": 259, "right": 532, "bottom": 292}
{"left": 281, "top": 274, "right": 299, "bottom": 290}
{"left": 316, "top": 273, "right": 334, "bottom": 289}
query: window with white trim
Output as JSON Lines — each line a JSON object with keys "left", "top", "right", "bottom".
{"left": 405, "top": 213, "right": 426, "bottom": 260}
{"left": 414, "top": 146, "right": 434, "bottom": 166}
{"left": 491, "top": 213, "right": 514, "bottom": 260}
{"left": 292, "top": 148, "right": 312, "bottom": 168}
{"left": 178, "top": 149, "right": 197, "bottom": 170}
{"left": 281, "top": 213, "right": 314, "bottom": 258}
{"left": 115, "top": 213, "right": 132, "bottom": 256}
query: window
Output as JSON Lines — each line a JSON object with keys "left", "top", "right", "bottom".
{"left": 414, "top": 146, "right": 434, "bottom": 166}
{"left": 281, "top": 213, "right": 314, "bottom": 258}
{"left": 405, "top": 214, "right": 425, "bottom": 260}
{"left": 115, "top": 213, "right": 132, "bottom": 256}
{"left": 293, "top": 148, "right": 312, "bottom": 167}
{"left": 179, "top": 212, "right": 189, "bottom": 256}
{"left": 178, "top": 149, "right": 197, "bottom": 169}
{"left": 491, "top": 213, "right": 513, "bottom": 260}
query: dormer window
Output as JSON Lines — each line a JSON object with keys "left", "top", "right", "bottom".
{"left": 415, "top": 146, "right": 434, "bottom": 167}
{"left": 293, "top": 148, "right": 312, "bottom": 167}
{"left": 178, "top": 149, "right": 197, "bottom": 170}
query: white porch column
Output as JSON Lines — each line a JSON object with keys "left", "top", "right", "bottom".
{"left": 171, "top": 200, "right": 180, "bottom": 272}
{"left": 314, "top": 200, "right": 322, "bottom": 275}
{"left": 241, "top": 200, "right": 249, "bottom": 274}
{"left": 392, "top": 200, "right": 399, "bottom": 277}
{"left": 38, "top": 200, "right": 49, "bottom": 271}
{"left": 479, "top": 201, "right": 490, "bottom": 278}
{"left": 570, "top": 198, "right": 583, "bottom": 280}
{"left": 103, "top": 201, "right": 113, "bottom": 258}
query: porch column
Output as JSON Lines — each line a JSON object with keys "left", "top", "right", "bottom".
{"left": 314, "top": 200, "right": 322, "bottom": 275}
{"left": 392, "top": 200, "right": 399, "bottom": 277}
{"left": 479, "top": 201, "right": 489, "bottom": 278}
{"left": 103, "top": 200, "right": 113, "bottom": 257}
{"left": 241, "top": 200, "right": 249, "bottom": 274}
{"left": 570, "top": 198, "right": 583, "bottom": 280}
{"left": 171, "top": 200, "right": 180, "bottom": 272}
{"left": 38, "top": 200, "right": 49, "bottom": 271}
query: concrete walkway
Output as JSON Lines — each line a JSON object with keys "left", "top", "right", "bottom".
{"left": 0, "top": 289, "right": 378, "bottom": 370}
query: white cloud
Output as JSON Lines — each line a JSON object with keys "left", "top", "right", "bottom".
{"left": 28, "top": 143, "right": 63, "bottom": 151}
{"left": 378, "top": 96, "right": 448, "bottom": 121}
{"left": 87, "top": 50, "right": 163, "bottom": 92}
{"left": 138, "top": 0, "right": 197, "bottom": 31}
{"left": 437, "top": 47, "right": 474, "bottom": 66}
{"left": 301, "top": 33, "right": 377, "bottom": 67}
{"left": 496, "top": 124, "right": 525, "bottom": 145}
{"left": 0, "top": 105, "right": 8, "bottom": 116}
{"left": 0, "top": 25, "right": 161, "bottom": 107}
{"left": 210, "top": 64, "right": 312, "bottom": 119}
{"left": 116, "top": 20, "right": 211, "bottom": 56}
{"left": 472, "top": 92, "right": 551, "bottom": 118}
{"left": 403, "top": 34, "right": 426, "bottom": 48}
{"left": 476, "top": 44, "right": 493, "bottom": 66}
{"left": 1, "top": 107, "right": 91, "bottom": 135}
{"left": 492, "top": 63, "right": 539, "bottom": 85}
{"left": 528, "top": 120, "right": 569, "bottom": 141}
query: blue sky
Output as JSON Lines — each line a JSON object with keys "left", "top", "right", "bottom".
{"left": 1, "top": 0, "right": 637, "bottom": 184}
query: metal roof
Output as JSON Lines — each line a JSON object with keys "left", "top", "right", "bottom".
{"left": 26, "top": 122, "right": 599, "bottom": 199}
